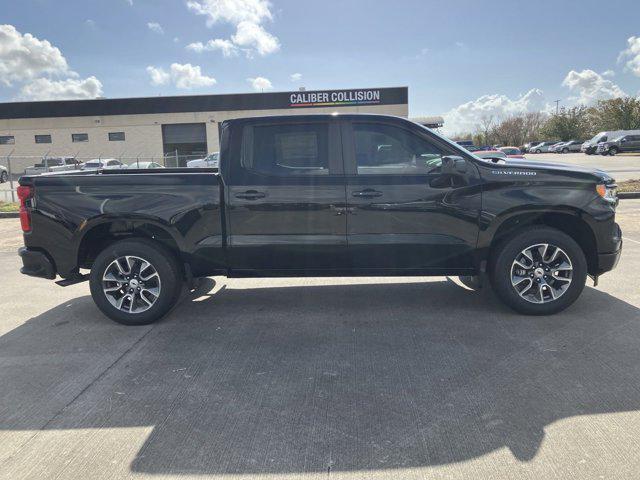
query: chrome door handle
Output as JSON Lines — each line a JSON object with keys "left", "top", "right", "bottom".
{"left": 235, "top": 190, "right": 266, "bottom": 200}
{"left": 352, "top": 189, "right": 383, "bottom": 198}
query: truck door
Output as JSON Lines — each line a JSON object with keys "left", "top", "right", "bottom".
{"left": 225, "top": 118, "right": 347, "bottom": 273}
{"left": 342, "top": 118, "right": 482, "bottom": 272}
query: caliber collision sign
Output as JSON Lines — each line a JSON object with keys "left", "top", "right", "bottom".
{"left": 289, "top": 89, "right": 382, "bottom": 108}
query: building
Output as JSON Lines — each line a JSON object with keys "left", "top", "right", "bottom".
{"left": 0, "top": 87, "right": 408, "bottom": 171}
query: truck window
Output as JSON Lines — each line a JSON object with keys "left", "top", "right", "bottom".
{"left": 353, "top": 123, "right": 446, "bottom": 175}
{"left": 242, "top": 123, "right": 329, "bottom": 176}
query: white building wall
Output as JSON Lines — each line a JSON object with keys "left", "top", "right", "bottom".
{"left": 0, "top": 103, "right": 408, "bottom": 173}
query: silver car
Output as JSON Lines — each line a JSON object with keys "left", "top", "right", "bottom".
{"left": 556, "top": 140, "right": 583, "bottom": 153}
{"left": 530, "top": 141, "right": 558, "bottom": 153}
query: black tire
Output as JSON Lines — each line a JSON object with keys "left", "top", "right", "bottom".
{"left": 609, "top": 147, "right": 618, "bottom": 156}
{"left": 89, "top": 238, "right": 183, "bottom": 325}
{"left": 535, "top": 149, "right": 542, "bottom": 154}
{"left": 562, "top": 148, "right": 569, "bottom": 154}
{"left": 0, "top": 171, "right": 7, "bottom": 183}
{"left": 490, "top": 226, "right": 587, "bottom": 315}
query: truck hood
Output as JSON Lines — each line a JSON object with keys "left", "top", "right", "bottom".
{"left": 483, "top": 158, "right": 615, "bottom": 183}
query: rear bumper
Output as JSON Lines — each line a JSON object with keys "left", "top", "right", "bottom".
{"left": 18, "top": 247, "right": 56, "bottom": 279}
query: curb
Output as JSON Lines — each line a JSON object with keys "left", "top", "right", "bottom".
{"left": 619, "top": 192, "right": 640, "bottom": 199}
{"left": 0, "top": 212, "right": 19, "bottom": 219}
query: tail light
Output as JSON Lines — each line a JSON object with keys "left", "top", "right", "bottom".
{"left": 17, "top": 185, "right": 33, "bottom": 232}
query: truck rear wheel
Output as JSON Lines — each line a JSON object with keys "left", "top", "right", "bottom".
{"left": 89, "top": 238, "right": 183, "bottom": 325}
{"left": 490, "top": 227, "right": 587, "bottom": 315}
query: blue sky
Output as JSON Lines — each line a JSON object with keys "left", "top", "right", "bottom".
{"left": 1, "top": 0, "right": 639, "bottom": 132}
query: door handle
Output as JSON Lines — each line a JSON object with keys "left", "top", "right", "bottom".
{"left": 235, "top": 190, "right": 266, "bottom": 200}
{"left": 352, "top": 189, "right": 383, "bottom": 198}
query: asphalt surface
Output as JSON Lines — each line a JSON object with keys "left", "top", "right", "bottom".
{"left": 0, "top": 202, "right": 639, "bottom": 480}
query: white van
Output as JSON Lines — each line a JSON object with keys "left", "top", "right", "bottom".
{"left": 582, "top": 130, "right": 640, "bottom": 154}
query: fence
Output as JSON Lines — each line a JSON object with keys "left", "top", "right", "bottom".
{"left": 0, "top": 152, "right": 210, "bottom": 203}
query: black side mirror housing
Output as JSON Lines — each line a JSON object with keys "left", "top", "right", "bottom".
{"left": 442, "top": 156, "right": 467, "bottom": 174}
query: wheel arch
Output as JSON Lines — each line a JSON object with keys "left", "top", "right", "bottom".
{"left": 76, "top": 217, "right": 184, "bottom": 271}
{"left": 481, "top": 209, "right": 598, "bottom": 274}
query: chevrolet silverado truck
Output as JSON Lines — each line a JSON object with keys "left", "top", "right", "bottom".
{"left": 17, "top": 114, "right": 622, "bottom": 325}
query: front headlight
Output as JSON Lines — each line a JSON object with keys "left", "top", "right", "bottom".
{"left": 596, "top": 184, "right": 617, "bottom": 203}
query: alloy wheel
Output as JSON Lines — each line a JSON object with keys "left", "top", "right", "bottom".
{"left": 102, "top": 255, "right": 161, "bottom": 313}
{"left": 510, "top": 243, "right": 573, "bottom": 304}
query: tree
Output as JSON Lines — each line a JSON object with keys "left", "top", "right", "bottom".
{"left": 590, "top": 97, "right": 640, "bottom": 131}
{"left": 540, "top": 106, "right": 592, "bottom": 141}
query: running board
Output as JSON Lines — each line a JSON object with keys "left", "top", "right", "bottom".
{"left": 56, "top": 274, "right": 89, "bottom": 287}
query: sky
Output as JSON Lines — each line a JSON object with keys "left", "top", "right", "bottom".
{"left": 1, "top": 0, "right": 639, "bottom": 133}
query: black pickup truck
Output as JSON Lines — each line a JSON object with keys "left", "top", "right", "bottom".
{"left": 17, "top": 114, "right": 622, "bottom": 324}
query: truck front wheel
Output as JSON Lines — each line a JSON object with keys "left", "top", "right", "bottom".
{"left": 89, "top": 239, "right": 183, "bottom": 325}
{"left": 490, "top": 227, "right": 587, "bottom": 315}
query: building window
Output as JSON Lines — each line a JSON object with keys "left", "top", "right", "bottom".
{"left": 72, "top": 133, "right": 89, "bottom": 143}
{"left": 108, "top": 132, "right": 125, "bottom": 141}
{"left": 35, "top": 134, "right": 52, "bottom": 144}
{"left": 0, "top": 135, "right": 15, "bottom": 145}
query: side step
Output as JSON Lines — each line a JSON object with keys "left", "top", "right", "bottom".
{"left": 56, "top": 274, "right": 89, "bottom": 287}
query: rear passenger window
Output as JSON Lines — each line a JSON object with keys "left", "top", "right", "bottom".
{"left": 353, "top": 123, "right": 447, "bottom": 175}
{"left": 242, "top": 123, "right": 329, "bottom": 176}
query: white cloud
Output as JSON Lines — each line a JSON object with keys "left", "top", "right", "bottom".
{"left": 247, "top": 76, "right": 272, "bottom": 91}
{"left": 290, "top": 72, "right": 302, "bottom": 82}
{"left": 146, "top": 65, "right": 170, "bottom": 85}
{"left": 147, "top": 22, "right": 164, "bottom": 34}
{"left": 618, "top": 36, "right": 640, "bottom": 77}
{"left": 231, "top": 21, "right": 279, "bottom": 56}
{"left": 0, "top": 24, "right": 71, "bottom": 86}
{"left": 443, "top": 88, "right": 547, "bottom": 134}
{"left": 186, "top": 0, "right": 279, "bottom": 57}
{"left": 602, "top": 69, "right": 615, "bottom": 77}
{"left": 186, "top": 0, "right": 273, "bottom": 26}
{"left": 562, "top": 69, "right": 625, "bottom": 104}
{"left": 186, "top": 38, "right": 238, "bottom": 57}
{"left": 85, "top": 19, "right": 96, "bottom": 29}
{"left": 18, "top": 76, "right": 103, "bottom": 100}
{"left": 147, "top": 63, "right": 216, "bottom": 89}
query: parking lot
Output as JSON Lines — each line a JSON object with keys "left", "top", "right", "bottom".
{"left": 0, "top": 200, "right": 637, "bottom": 479}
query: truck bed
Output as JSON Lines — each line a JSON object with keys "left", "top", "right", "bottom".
{"left": 20, "top": 169, "right": 224, "bottom": 278}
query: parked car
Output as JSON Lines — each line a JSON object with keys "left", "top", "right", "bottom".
{"left": 18, "top": 114, "right": 622, "bottom": 324}
{"left": 581, "top": 131, "right": 640, "bottom": 155}
{"left": 556, "top": 140, "right": 583, "bottom": 153}
{"left": 498, "top": 147, "right": 525, "bottom": 159}
{"left": 127, "top": 162, "right": 165, "bottom": 169}
{"left": 81, "top": 159, "right": 125, "bottom": 170}
{"left": 0, "top": 164, "right": 8, "bottom": 183}
{"left": 522, "top": 142, "right": 540, "bottom": 153}
{"left": 187, "top": 152, "right": 219, "bottom": 168}
{"left": 24, "top": 157, "right": 81, "bottom": 176}
{"left": 598, "top": 134, "right": 640, "bottom": 156}
{"left": 530, "top": 142, "right": 559, "bottom": 153}
{"left": 474, "top": 150, "right": 508, "bottom": 161}
{"left": 548, "top": 142, "right": 566, "bottom": 153}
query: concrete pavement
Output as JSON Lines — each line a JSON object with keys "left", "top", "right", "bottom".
{"left": 0, "top": 203, "right": 639, "bottom": 479}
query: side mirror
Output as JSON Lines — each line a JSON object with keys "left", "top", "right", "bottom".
{"left": 620, "top": 138, "right": 627, "bottom": 142}
{"left": 442, "top": 155, "right": 467, "bottom": 174}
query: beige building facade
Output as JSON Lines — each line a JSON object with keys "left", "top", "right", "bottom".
{"left": 0, "top": 87, "right": 408, "bottom": 173}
